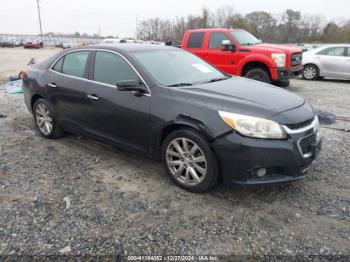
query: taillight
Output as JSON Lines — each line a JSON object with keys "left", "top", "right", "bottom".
{"left": 19, "top": 70, "right": 28, "bottom": 80}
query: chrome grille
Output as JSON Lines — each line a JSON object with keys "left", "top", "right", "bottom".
{"left": 291, "top": 53, "right": 302, "bottom": 66}
{"left": 286, "top": 118, "right": 313, "bottom": 130}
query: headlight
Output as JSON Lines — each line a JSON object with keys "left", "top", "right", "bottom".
{"left": 314, "top": 115, "right": 320, "bottom": 133}
{"left": 218, "top": 111, "right": 287, "bottom": 139}
{"left": 271, "top": 53, "right": 286, "bottom": 67}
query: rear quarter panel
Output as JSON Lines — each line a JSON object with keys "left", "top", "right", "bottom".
{"left": 23, "top": 50, "right": 64, "bottom": 112}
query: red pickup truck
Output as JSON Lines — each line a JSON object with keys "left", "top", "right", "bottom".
{"left": 182, "top": 28, "right": 303, "bottom": 87}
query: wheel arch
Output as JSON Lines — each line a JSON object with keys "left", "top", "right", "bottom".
{"left": 303, "top": 63, "right": 321, "bottom": 78}
{"left": 241, "top": 61, "right": 271, "bottom": 77}
{"left": 304, "top": 63, "right": 320, "bottom": 71}
{"left": 155, "top": 114, "right": 215, "bottom": 159}
{"left": 157, "top": 124, "right": 209, "bottom": 155}
{"left": 31, "top": 94, "right": 44, "bottom": 111}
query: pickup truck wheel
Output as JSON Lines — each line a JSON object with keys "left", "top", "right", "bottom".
{"left": 244, "top": 68, "right": 271, "bottom": 84}
{"left": 302, "top": 64, "right": 319, "bottom": 80}
{"left": 274, "top": 80, "right": 290, "bottom": 88}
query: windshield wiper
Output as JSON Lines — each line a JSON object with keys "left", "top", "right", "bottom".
{"left": 241, "top": 43, "right": 257, "bottom": 46}
{"left": 167, "top": 83, "right": 193, "bottom": 87}
{"left": 203, "top": 76, "right": 231, "bottom": 84}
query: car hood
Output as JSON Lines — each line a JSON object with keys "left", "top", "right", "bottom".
{"left": 245, "top": 43, "right": 302, "bottom": 54}
{"left": 171, "top": 76, "right": 306, "bottom": 123}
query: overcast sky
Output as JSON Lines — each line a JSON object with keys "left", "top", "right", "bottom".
{"left": 1, "top": 0, "right": 349, "bottom": 37}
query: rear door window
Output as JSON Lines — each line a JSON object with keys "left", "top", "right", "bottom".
{"left": 188, "top": 32, "right": 205, "bottom": 48}
{"left": 93, "top": 51, "right": 139, "bottom": 86}
{"left": 61, "top": 51, "right": 89, "bottom": 78}
{"left": 209, "top": 32, "right": 231, "bottom": 49}
{"left": 52, "top": 57, "right": 64, "bottom": 72}
{"left": 318, "top": 47, "right": 346, "bottom": 57}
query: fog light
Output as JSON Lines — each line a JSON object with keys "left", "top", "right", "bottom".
{"left": 256, "top": 168, "right": 267, "bottom": 178}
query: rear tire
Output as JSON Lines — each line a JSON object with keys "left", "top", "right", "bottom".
{"left": 33, "top": 99, "right": 65, "bottom": 139}
{"left": 244, "top": 68, "right": 271, "bottom": 84}
{"left": 161, "top": 129, "right": 219, "bottom": 193}
{"left": 302, "top": 64, "right": 319, "bottom": 80}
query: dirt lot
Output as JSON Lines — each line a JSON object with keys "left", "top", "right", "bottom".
{"left": 0, "top": 48, "right": 349, "bottom": 258}
{"left": 0, "top": 47, "right": 60, "bottom": 81}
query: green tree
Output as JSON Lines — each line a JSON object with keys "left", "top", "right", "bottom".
{"left": 246, "top": 11, "right": 277, "bottom": 42}
{"left": 282, "top": 9, "right": 302, "bottom": 42}
{"left": 322, "top": 22, "right": 341, "bottom": 42}
{"left": 226, "top": 15, "right": 252, "bottom": 32}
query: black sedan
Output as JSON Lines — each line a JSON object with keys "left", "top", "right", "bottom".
{"left": 22, "top": 44, "right": 322, "bottom": 192}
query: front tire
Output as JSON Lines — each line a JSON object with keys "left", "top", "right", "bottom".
{"left": 33, "top": 99, "right": 65, "bottom": 139}
{"left": 244, "top": 68, "right": 271, "bottom": 84}
{"left": 161, "top": 129, "right": 219, "bottom": 193}
{"left": 274, "top": 79, "right": 290, "bottom": 88}
{"left": 302, "top": 64, "right": 319, "bottom": 80}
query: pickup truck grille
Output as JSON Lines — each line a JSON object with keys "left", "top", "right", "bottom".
{"left": 291, "top": 53, "right": 302, "bottom": 66}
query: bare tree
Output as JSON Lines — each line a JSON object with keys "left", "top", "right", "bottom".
{"left": 136, "top": 6, "right": 350, "bottom": 43}
{"left": 212, "top": 6, "right": 235, "bottom": 27}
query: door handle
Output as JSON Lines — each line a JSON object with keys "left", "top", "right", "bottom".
{"left": 48, "top": 83, "right": 56, "bottom": 88}
{"left": 87, "top": 94, "right": 99, "bottom": 101}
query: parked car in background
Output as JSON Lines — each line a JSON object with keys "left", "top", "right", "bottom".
{"left": 102, "top": 38, "right": 123, "bottom": 44}
{"left": 55, "top": 42, "right": 75, "bottom": 49}
{"left": 55, "top": 42, "right": 64, "bottom": 48}
{"left": 62, "top": 42, "right": 73, "bottom": 49}
{"left": 302, "top": 44, "right": 350, "bottom": 80}
{"left": 15, "top": 39, "right": 24, "bottom": 47}
{"left": 165, "top": 40, "right": 182, "bottom": 48}
{"left": 0, "top": 40, "right": 15, "bottom": 47}
{"left": 298, "top": 44, "right": 321, "bottom": 53}
{"left": 24, "top": 39, "right": 42, "bottom": 49}
{"left": 22, "top": 44, "right": 321, "bottom": 192}
{"left": 182, "top": 28, "right": 303, "bottom": 87}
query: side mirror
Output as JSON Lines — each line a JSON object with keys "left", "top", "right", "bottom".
{"left": 221, "top": 40, "right": 237, "bottom": 52}
{"left": 116, "top": 80, "right": 146, "bottom": 93}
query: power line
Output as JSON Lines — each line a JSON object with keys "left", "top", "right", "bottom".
{"left": 36, "top": 0, "right": 43, "bottom": 36}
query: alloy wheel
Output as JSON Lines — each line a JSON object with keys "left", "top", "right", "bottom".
{"left": 35, "top": 103, "right": 53, "bottom": 136}
{"left": 166, "top": 138, "right": 207, "bottom": 186}
{"left": 303, "top": 66, "right": 317, "bottom": 79}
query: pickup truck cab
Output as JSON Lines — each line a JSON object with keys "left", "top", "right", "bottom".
{"left": 182, "top": 28, "right": 303, "bottom": 87}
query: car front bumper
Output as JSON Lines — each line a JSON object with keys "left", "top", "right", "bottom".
{"left": 271, "top": 65, "right": 303, "bottom": 82}
{"left": 212, "top": 126, "right": 322, "bottom": 186}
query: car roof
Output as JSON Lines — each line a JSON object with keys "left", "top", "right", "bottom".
{"left": 317, "top": 44, "right": 350, "bottom": 48}
{"left": 75, "top": 43, "right": 176, "bottom": 53}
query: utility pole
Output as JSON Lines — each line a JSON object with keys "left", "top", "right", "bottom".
{"left": 36, "top": 0, "right": 43, "bottom": 36}
{"left": 135, "top": 14, "right": 138, "bottom": 39}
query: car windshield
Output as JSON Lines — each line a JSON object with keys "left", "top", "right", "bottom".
{"left": 231, "top": 31, "right": 261, "bottom": 46}
{"left": 132, "top": 50, "right": 227, "bottom": 86}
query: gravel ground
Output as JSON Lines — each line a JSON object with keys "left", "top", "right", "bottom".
{"left": 0, "top": 48, "right": 349, "bottom": 258}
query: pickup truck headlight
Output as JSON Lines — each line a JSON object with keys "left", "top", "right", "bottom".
{"left": 271, "top": 53, "right": 286, "bottom": 67}
{"left": 219, "top": 111, "right": 287, "bottom": 139}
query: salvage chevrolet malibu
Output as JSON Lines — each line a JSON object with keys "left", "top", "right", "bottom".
{"left": 22, "top": 44, "right": 322, "bottom": 192}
